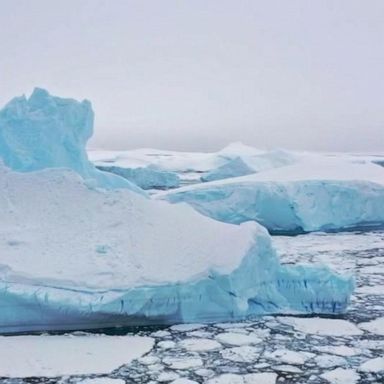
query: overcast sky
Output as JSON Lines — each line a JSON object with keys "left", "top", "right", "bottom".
{"left": 1, "top": 0, "right": 383, "bottom": 152}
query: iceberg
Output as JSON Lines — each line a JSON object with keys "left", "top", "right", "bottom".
{"left": 162, "top": 157, "right": 384, "bottom": 234}
{"left": 0, "top": 88, "right": 144, "bottom": 194}
{"left": 96, "top": 164, "right": 180, "bottom": 190}
{"left": 0, "top": 90, "right": 354, "bottom": 333}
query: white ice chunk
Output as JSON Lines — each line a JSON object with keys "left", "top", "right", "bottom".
{"left": 320, "top": 368, "right": 360, "bottom": 384}
{"left": 278, "top": 317, "right": 363, "bottom": 336}
{"left": 358, "top": 317, "right": 384, "bottom": 335}
{"left": 0, "top": 334, "right": 154, "bottom": 377}
{"left": 358, "top": 357, "right": 384, "bottom": 373}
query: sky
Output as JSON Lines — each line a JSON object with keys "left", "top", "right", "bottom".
{"left": 0, "top": 0, "right": 383, "bottom": 152}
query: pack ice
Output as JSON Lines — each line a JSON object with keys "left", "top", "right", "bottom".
{"left": 161, "top": 156, "right": 384, "bottom": 234}
{"left": 0, "top": 89, "right": 353, "bottom": 333}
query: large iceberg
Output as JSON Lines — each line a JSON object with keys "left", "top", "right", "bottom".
{"left": 0, "top": 164, "right": 353, "bottom": 332}
{"left": 96, "top": 164, "right": 180, "bottom": 190}
{"left": 0, "top": 90, "right": 354, "bottom": 333}
{"left": 0, "top": 88, "right": 143, "bottom": 194}
{"left": 162, "top": 157, "right": 384, "bottom": 234}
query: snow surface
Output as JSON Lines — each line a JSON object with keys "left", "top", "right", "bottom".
{"left": 0, "top": 334, "right": 154, "bottom": 377}
{"left": 161, "top": 156, "right": 384, "bottom": 233}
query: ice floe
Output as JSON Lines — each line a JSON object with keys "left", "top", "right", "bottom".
{"left": 0, "top": 334, "right": 153, "bottom": 377}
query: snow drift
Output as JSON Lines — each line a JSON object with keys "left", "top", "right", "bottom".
{"left": 162, "top": 157, "right": 384, "bottom": 234}
{"left": 0, "top": 89, "right": 354, "bottom": 332}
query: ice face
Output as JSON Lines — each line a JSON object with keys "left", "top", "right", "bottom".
{"left": 0, "top": 88, "right": 143, "bottom": 194}
{"left": 161, "top": 158, "right": 384, "bottom": 234}
{"left": 96, "top": 164, "right": 180, "bottom": 190}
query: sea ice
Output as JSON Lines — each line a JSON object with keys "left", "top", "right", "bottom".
{"left": 314, "top": 354, "right": 347, "bottom": 368}
{"left": 179, "top": 338, "right": 222, "bottom": 352}
{"left": 79, "top": 379, "right": 125, "bottom": 384}
{"left": 277, "top": 317, "right": 363, "bottom": 336}
{"left": 320, "top": 368, "right": 360, "bottom": 384}
{"left": 358, "top": 317, "right": 384, "bottom": 335}
{"left": 358, "top": 357, "right": 384, "bottom": 373}
{"left": 264, "top": 349, "right": 315, "bottom": 365}
{"left": 215, "top": 332, "right": 262, "bottom": 346}
{"left": 220, "top": 346, "right": 261, "bottom": 363}
{"left": 0, "top": 334, "right": 154, "bottom": 377}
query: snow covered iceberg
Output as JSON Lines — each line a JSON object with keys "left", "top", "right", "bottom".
{"left": 0, "top": 88, "right": 143, "bottom": 193}
{"left": 0, "top": 165, "right": 353, "bottom": 332}
{"left": 96, "top": 164, "right": 180, "bottom": 190}
{"left": 162, "top": 157, "right": 384, "bottom": 234}
{"left": 0, "top": 90, "right": 354, "bottom": 333}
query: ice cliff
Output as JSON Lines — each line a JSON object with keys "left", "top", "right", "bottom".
{"left": 0, "top": 89, "right": 354, "bottom": 333}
